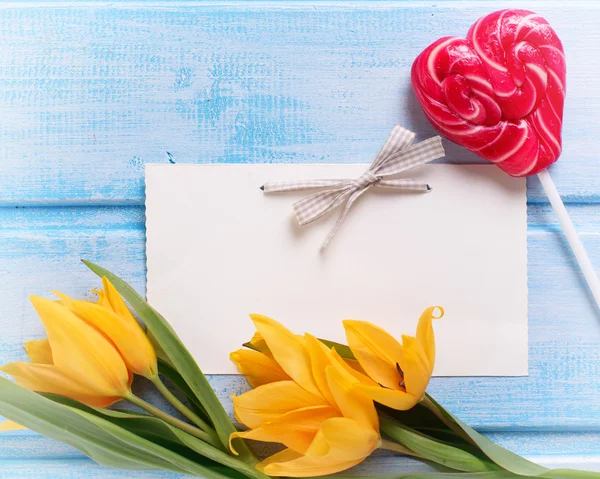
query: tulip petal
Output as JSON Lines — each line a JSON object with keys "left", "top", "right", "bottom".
{"left": 230, "top": 349, "right": 290, "bottom": 388}
{"left": 416, "top": 306, "right": 442, "bottom": 368}
{"left": 344, "top": 358, "right": 368, "bottom": 376}
{"left": 356, "top": 383, "right": 419, "bottom": 411}
{"left": 232, "top": 380, "right": 328, "bottom": 429}
{"left": 51, "top": 291, "right": 74, "bottom": 309}
{"left": 230, "top": 427, "right": 275, "bottom": 455}
{"left": 258, "top": 417, "right": 378, "bottom": 477}
{"left": 263, "top": 406, "right": 340, "bottom": 453}
{"left": 24, "top": 339, "right": 53, "bottom": 365}
{"left": 247, "top": 331, "right": 270, "bottom": 355}
{"left": 29, "top": 295, "right": 130, "bottom": 398}
{"left": 400, "top": 335, "right": 431, "bottom": 399}
{"left": 250, "top": 315, "right": 320, "bottom": 396}
{"left": 101, "top": 277, "right": 138, "bottom": 324}
{"left": 257, "top": 448, "right": 303, "bottom": 471}
{"left": 305, "top": 417, "right": 379, "bottom": 461}
{"left": 304, "top": 334, "right": 337, "bottom": 406}
{"left": 259, "top": 448, "right": 365, "bottom": 478}
{"left": 232, "top": 405, "right": 339, "bottom": 455}
{"left": 93, "top": 287, "right": 111, "bottom": 310}
{"left": 343, "top": 320, "right": 403, "bottom": 390}
{"left": 0, "top": 420, "right": 27, "bottom": 431}
{"left": 70, "top": 300, "right": 157, "bottom": 378}
{"left": 330, "top": 350, "right": 377, "bottom": 387}
{"left": 325, "top": 364, "right": 378, "bottom": 431}
{"left": 0, "top": 362, "right": 122, "bottom": 408}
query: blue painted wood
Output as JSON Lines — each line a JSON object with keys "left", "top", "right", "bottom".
{"left": 0, "top": 3, "right": 599, "bottom": 206}
{"left": 1, "top": 1, "right": 600, "bottom": 477}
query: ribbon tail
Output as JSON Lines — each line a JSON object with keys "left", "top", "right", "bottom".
{"left": 320, "top": 187, "right": 370, "bottom": 251}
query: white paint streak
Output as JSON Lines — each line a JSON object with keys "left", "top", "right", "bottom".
{"left": 488, "top": 121, "right": 529, "bottom": 164}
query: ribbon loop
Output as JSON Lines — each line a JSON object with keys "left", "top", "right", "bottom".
{"left": 262, "top": 126, "right": 446, "bottom": 250}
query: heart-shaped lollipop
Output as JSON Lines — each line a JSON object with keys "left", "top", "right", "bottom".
{"left": 411, "top": 9, "right": 566, "bottom": 177}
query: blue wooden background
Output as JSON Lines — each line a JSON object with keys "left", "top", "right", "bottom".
{"left": 1, "top": 0, "right": 600, "bottom": 476}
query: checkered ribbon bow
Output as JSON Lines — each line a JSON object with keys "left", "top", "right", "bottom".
{"left": 261, "top": 126, "right": 446, "bottom": 250}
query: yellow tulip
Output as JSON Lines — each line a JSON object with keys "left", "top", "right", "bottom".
{"left": 74, "top": 279, "right": 214, "bottom": 439}
{"left": 230, "top": 349, "right": 290, "bottom": 388}
{"left": 63, "top": 277, "right": 158, "bottom": 379}
{"left": 231, "top": 330, "right": 291, "bottom": 387}
{"left": 343, "top": 306, "right": 443, "bottom": 411}
{"left": 230, "top": 315, "right": 380, "bottom": 477}
{"left": 24, "top": 339, "right": 53, "bottom": 365}
{"left": 0, "top": 295, "right": 131, "bottom": 407}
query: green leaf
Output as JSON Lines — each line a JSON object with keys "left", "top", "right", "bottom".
{"left": 380, "top": 404, "right": 481, "bottom": 454}
{"left": 149, "top": 329, "right": 175, "bottom": 365}
{"left": 422, "top": 394, "right": 548, "bottom": 477}
{"left": 540, "top": 470, "right": 600, "bottom": 479}
{"left": 82, "top": 260, "right": 256, "bottom": 464}
{"left": 380, "top": 395, "right": 597, "bottom": 479}
{"left": 73, "top": 408, "right": 244, "bottom": 479}
{"left": 380, "top": 414, "right": 498, "bottom": 473}
{"left": 381, "top": 404, "right": 463, "bottom": 438}
{"left": 157, "top": 358, "right": 212, "bottom": 424}
{"left": 328, "top": 473, "right": 523, "bottom": 479}
{"left": 0, "top": 378, "right": 234, "bottom": 478}
{"left": 43, "top": 394, "right": 266, "bottom": 479}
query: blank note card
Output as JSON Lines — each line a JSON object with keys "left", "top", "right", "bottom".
{"left": 146, "top": 164, "right": 527, "bottom": 376}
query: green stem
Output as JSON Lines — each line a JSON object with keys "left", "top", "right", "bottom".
{"left": 150, "top": 374, "right": 218, "bottom": 439}
{"left": 125, "top": 393, "right": 221, "bottom": 449}
{"left": 379, "top": 439, "right": 421, "bottom": 458}
{"left": 380, "top": 413, "right": 498, "bottom": 473}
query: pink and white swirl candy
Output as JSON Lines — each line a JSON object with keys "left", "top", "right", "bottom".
{"left": 411, "top": 9, "right": 566, "bottom": 177}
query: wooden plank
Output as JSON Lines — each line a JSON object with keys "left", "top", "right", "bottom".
{"left": 3, "top": 202, "right": 600, "bottom": 232}
{"left": 1, "top": 453, "right": 599, "bottom": 477}
{"left": 0, "top": 3, "right": 599, "bottom": 205}
{"left": 0, "top": 458, "right": 181, "bottom": 478}
{"left": 1, "top": 206, "right": 600, "bottom": 431}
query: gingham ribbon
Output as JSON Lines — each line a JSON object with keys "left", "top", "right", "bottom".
{"left": 261, "top": 126, "right": 446, "bottom": 250}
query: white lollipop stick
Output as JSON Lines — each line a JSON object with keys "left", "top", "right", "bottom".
{"left": 537, "top": 168, "right": 600, "bottom": 308}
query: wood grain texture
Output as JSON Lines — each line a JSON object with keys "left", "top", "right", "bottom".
{"left": 0, "top": 2, "right": 599, "bottom": 205}
{"left": 1, "top": 1, "right": 600, "bottom": 477}
{"left": 2, "top": 454, "right": 600, "bottom": 479}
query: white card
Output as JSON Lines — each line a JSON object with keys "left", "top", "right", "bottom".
{"left": 146, "top": 164, "right": 527, "bottom": 376}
